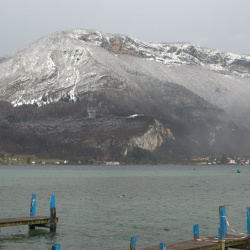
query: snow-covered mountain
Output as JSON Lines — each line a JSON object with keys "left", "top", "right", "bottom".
{"left": 0, "top": 29, "right": 250, "bottom": 162}
{"left": 1, "top": 29, "right": 250, "bottom": 125}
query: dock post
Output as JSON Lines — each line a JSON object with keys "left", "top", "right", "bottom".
{"left": 159, "top": 242, "right": 166, "bottom": 250}
{"left": 247, "top": 207, "right": 250, "bottom": 237}
{"left": 50, "top": 195, "right": 56, "bottom": 232}
{"left": 130, "top": 236, "right": 136, "bottom": 250}
{"left": 30, "top": 194, "right": 36, "bottom": 216}
{"left": 29, "top": 194, "right": 36, "bottom": 230}
{"left": 218, "top": 228, "right": 226, "bottom": 250}
{"left": 219, "top": 205, "right": 227, "bottom": 234}
{"left": 52, "top": 244, "right": 60, "bottom": 250}
{"left": 218, "top": 228, "right": 225, "bottom": 241}
{"left": 193, "top": 224, "right": 199, "bottom": 240}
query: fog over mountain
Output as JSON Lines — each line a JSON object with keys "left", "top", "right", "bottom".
{"left": 0, "top": 29, "right": 250, "bottom": 163}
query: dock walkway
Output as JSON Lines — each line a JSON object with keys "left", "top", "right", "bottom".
{"left": 0, "top": 216, "right": 58, "bottom": 228}
{"left": 130, "top": 205, "right": 250, "bottom": 250}
{"left": 140, "top": 235, "right": 250, "bottom": 250}
{"left": 0, "top": 194, "right": 58, "bottom": 232}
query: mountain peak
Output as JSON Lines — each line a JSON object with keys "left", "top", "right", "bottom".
{"left": 8, "top": 28, "right": 250, "bottom": 76}
{"left": 65, "top": 29, "right": 250, "bottom": 77}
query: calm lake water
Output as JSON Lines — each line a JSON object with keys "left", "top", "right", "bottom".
{"left": 0, "top": 164, "right": 249, "bottom": 250}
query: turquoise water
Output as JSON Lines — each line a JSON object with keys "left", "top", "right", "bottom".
{"left": 0, "top": 164, "right": 249, "bottom": 249}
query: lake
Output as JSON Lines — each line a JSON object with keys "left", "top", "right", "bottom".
{"left": 0, "top": 164, "right": 249, "bottom": 249}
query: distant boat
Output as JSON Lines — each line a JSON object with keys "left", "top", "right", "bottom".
{"left": 237, "top": 169, "right": 241, "bottom": 173}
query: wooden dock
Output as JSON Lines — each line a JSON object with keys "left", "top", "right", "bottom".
{"left": 139, "top": 235, "right": 250, "bottom": 250}
{"left": 0, "top": 216, "right": 58, "bottom": 228}
{"left": 130, "top": 206, "right": 250, "bottom": 250}
{"left": 0, "top": 194, "right": 58, "bottom": 232}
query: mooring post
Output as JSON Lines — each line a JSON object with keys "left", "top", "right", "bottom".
{"left": 130, "top": 236, "right": 136, "bottom": 250}
{"left": 52, "top": 244, "right": 60, "bottom": 250}
{"left": 29, "top": 194, "right": 36, "bottom": 230}
{"left": 218, "top": 228, "right": 225, "bottom": 241}
{"left": 218, "top": 228, "right": 226, "bottom": 250}
{"left": 247, "top": 207, "right": 250, "bottom": 237}
{"left": 193, "top": 224, "right": 199, "bottom": 240}
{"left": 30, "top": 194, "right": 36, "bottom": 216}
{"left": 219, "top": 205, "right": 227, "bottom": 234}
{"left": 159, "top": 242, "right": 166, "bottom": 250}
{"left": 50, "top": 195, "right": 56, "bottom": 232}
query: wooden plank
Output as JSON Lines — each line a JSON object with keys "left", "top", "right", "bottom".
{"left": 140, "top": 240, "right": 219, "bottom": 250}
{"left": 224, "top": 236, "right": 250, "bottom": 249}
{"left": 139, "top": 235, "right": 250, "bottom": 250}
{"left": 0, "top": 216, "right": 58, "bottom": 228}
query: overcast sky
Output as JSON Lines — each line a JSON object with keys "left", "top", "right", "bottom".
{"left": 0, "top": 0, "right": 249, "bottom": 57}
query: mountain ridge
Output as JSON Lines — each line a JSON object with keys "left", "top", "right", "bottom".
{"left": 0, "top": 29, "right": 250, "bottom": 163}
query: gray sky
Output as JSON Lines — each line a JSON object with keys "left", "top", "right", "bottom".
{"left": 0, "top": 0, "right": 249, "bottom": 57}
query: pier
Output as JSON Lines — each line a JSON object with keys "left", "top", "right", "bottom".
{"left": 2, "top": 199, "right": 249, "bottom": 249}
{"left": 136, "top": 205, "right": 250, "bottom": 250}
{"left": 50, "top": 206, "right": 250, "bottom": 250}
{"left": 139, "top": 235, "right": 250, "bottom": 249}
{"left": 0, "top": 194, "right": 58, "bottom": 232}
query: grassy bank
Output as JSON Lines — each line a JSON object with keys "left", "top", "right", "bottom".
{"left": 0, "top": 152, "right": 66, "bottom": 165}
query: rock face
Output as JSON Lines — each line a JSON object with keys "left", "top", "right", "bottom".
{"left": 0, "top": 29, "right": 250, "bottom": 163}
{"left": 129, "top": 119, "right": 175, "bottom": 151}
